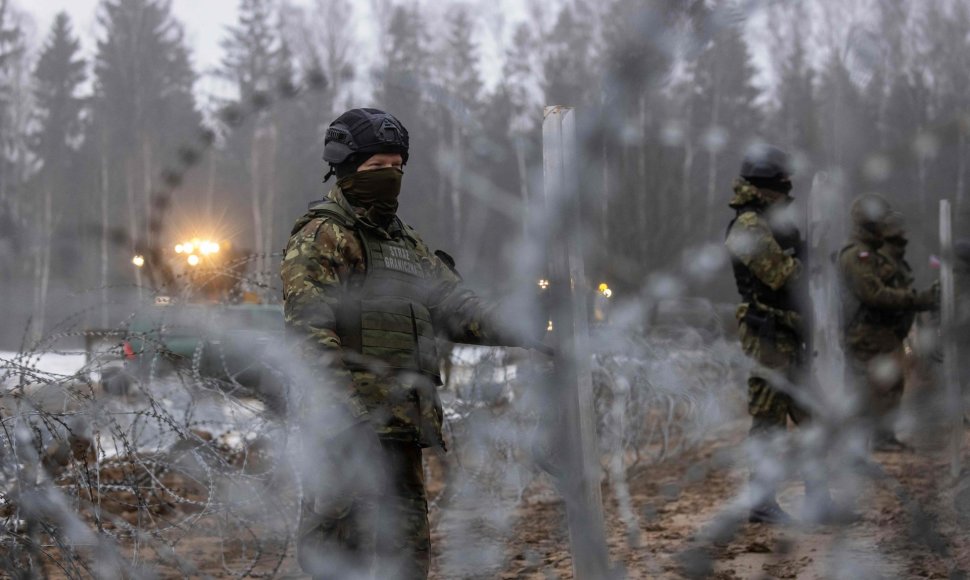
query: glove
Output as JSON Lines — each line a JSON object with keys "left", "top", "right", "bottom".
{"left": 914, "top": 281, "right": 940, "bottom": 311}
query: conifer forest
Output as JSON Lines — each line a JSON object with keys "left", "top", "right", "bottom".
{"left": 0, "top": 0, "right": 969, "bottom": 577}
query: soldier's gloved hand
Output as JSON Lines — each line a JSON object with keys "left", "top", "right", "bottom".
{"left": 914, "top": 282, "right": 940, "bottom": 311}
{"left": 328, "top": 415, "right": 381, "bottom": 457}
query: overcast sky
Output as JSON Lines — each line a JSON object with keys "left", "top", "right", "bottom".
{"left": 30, "top": 0, "right": 242, "bottom": 69}
{"left": 25, "top": 0, "right": 530, "bottom": 106}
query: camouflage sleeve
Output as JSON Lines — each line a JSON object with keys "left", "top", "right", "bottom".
{"left": 838, "top": 248, "right": 918, "bottom": 310}
{"left": 408, "top": 235, "right": 518, "bottom": 346}
{"left": 281, "top": 218, "right": 368, "bottom": 419}
{"left": 725, "top": 212, "right": 801, "bottom": 291}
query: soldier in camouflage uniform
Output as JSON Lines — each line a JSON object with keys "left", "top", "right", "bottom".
{"left": 281, "top": 108, "right": 533, "bottom": 580}
{"left": 954, "top": 239, "right": 970, "bottom": 421}
{"left": 726, "top": 144, "right": 823, "bottom": 524}
{"left": 838, "top": 194, "right": 938, "bottom": 452}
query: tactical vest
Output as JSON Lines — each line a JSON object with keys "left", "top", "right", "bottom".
{"left": 839, "top": 243, "right": 913, "bottom": 337}
{"left": 727, "top": 209, "right": 801, "bottom": 313}
{"left": 301, "top": 200, "right": 441, "bottom": 384}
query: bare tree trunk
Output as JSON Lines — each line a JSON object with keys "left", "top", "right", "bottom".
{"left": 681, "top": 99, "right": 694, "bottom": 232}
{"left": 450, "top": 121, "right": 462, "bottom": 248}
{"left": 515, "top": 135, "right": 530, "bottom": 241}
{"left": 957, "top": 128, "right": 967, "bottom": 212}
{"left": 205, "top": 151, "right": 216, "bottom": 219}
{"left": 142, "top": 139, "right": 153, "bottom": 252}
{"left": 251, "top": 123, "right": 266, "bottom": 293}
{"left": 126, "top": 156, "right": 143, "bottom": 300}
{"left": 100, "top": 146, "right": 110, "bottom": 328}
{"left": 705, "top": 93, "right": 721, "bottom": 235}
{"left": 31, "top": 196, "right": 44, "bottom": 342}
{"left": 600, "top": 138, "right": 609, "bottom": 246}
{"left": 637, "top": 96, "right": 648, "bottom": 260}
{"left": 436, "top": 113, "right": 449, "bottom": 240}
{"left": 33, "top": 188, "right": 54, "bottom": 341}
{"left": 917, "top": 126, "right": 928, "bottom": 221}
{"left": 263, "top": 123, "right": 279, "bottom": 301}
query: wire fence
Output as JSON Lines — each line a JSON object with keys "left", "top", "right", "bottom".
{"left": 0, "top": 283, "right": 740, "bottom": 576}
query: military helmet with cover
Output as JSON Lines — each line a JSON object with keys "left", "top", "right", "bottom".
{"left": 323, "top": 108, "right": 409, "bottom": 178}
{"left": 740, "top": 143, "right": 792, "bottom": 180}
{"left": 739, "top": 143, "right": 793, "bottom": 194}
{"left": 956, "top": 239, "right": 970, "bottom": 266}
{"left": 850, "top": 193, "right": 901, "bottom": 238}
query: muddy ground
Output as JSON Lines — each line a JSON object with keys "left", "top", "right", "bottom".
{"left": 134, "top": 421, "right": 970, "bottom": 579}
{"left": 17, "top": 366, "right": 970, "bottom": 578}
{"left": 480, "top": 424, "right": 970, "bottom": 579}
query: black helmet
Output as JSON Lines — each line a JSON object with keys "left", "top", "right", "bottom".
{"left": 323, "top": 108, "right": 409, "bottom": 167}
{"left": 956, "top": 239, "right": 970, "bottom": 264}
{"left": 740, "top": 143, "right": 792, "bottom": 180}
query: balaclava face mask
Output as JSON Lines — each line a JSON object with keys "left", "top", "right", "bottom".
{"left": 884, "top": 235, "right": 908, "bottom": 261}
{"left": 337, "top": 167, "right": 404, "bottom": 228}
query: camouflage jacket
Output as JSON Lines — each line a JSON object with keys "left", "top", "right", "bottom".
{"left": 725, "top": 179, "right": 803, "bottom": 335}
{"left": 281, "top": 187, "right": 514, "bottom": 447}
{"left": 838, "top": 230, "right": 920, "bottom": 355}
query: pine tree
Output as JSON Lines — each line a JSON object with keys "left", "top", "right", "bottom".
{"left": 221, "top": 0, "right": 281, "bottom": 106}
{"left": 0, "top": 0, "right": 28, "bottom": 343}
{"left": 498, "top": 22, "right": 541, "bottom": 233}
{"left": 689, "top": 14, "right": 760, "bottom": 236}
{"left": 542, "top": 3, "right": 595, "bottom": 107}
{"left": 438, "top": 5, "right": 484, "bottom": 248}
{"left": 775, "top": 33, "right": 817, "bottom": 162}
{"left": 92, "top": 0, "right": 201, "bottom": 294}
{"left": 219, "top": 0, "right": 283, "bottom": 293}
{"left": 372, "top": 6, "right": 442, "bottom": 244}
{"left": 31, "top": 13, "right": 86, "bottom": 177}
{"left": 921, "top": 0, "right": 970, "bottom": 211}
{"left": 597, "top": 0, "right": 683, "bottom": 267}
{"left": 817, "top": 51, "right": 872, "bottom": 173}
{"left": 0, "top": 0, "right": 26, "bottom": 210}
{"left": 270, "top": 37, "right": 331, "bottom": 264}
{"left": 287, "top": 0, "right": 353, "bottom": 113}
{"left": 28, "top": 12, "right": 87, "bottom": 337}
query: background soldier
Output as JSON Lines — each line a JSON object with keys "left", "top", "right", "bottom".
{"left": 725, "top": 144, "right": 826, "bottom": 524}
{"left": 957, "top": 239, "right": 970, "bottom": 419}
{"left": 281, "top": 108, "right": 535, "bottom": 579}
{"left": 838, "top": 194, "right": 938, "bottom": 451}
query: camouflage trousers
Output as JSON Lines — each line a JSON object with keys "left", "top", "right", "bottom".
{"left": 298, "top": 434, "right": 430, "bottom": 580}
{"left": 739, "top": 322, "right": 809, "bottom": 434}
{"left": 738, "top": 322, "right": 827, "bottom": 504}
{"left": 846, "top": 345, "right": 905, "bottom": 440}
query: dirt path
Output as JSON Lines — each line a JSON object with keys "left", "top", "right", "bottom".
{"left": 473, "top": 424, "right": 970, "bottom": 579}
{"left": 54, "top": 420, "right": 970, "bottom": 578}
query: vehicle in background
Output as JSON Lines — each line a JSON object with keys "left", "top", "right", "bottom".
{"left": 86, "top": 301, "right": 286, "bottom": 411}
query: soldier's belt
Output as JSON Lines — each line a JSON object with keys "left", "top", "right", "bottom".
{"left": 743, "top": 307, "right": 799, "bottom": 338}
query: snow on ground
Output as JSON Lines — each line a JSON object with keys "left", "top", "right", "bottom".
{"left": 0, "top": 350, "right": 89, "bottom": 385}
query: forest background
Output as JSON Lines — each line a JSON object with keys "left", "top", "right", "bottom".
{"left": 1, "top": 0, "right": 969, "bottom": 348}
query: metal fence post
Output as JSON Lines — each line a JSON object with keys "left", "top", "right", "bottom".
{"left": 542, "top": 105, "right": 611, "bottom": 579}
{"left": 939, "top": 199, "right": 962, "bottom": 478}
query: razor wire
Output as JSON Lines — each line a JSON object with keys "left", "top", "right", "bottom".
{"left": 0, "top": 291, "right": 739, "bottom": 577}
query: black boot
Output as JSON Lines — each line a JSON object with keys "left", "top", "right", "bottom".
{"left": 802, "top": 485, "right": 860, "bottom": 526}
{"left": 749, "top": 499, "right": 793, "bottom": 525}
{"left": 872, "top": 432, "right": 910, "bottom": 453}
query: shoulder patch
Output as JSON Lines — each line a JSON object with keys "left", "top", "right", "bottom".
{"left": 434, "top": 249, "right": 462, "bottom": 280}
{"left": 434, "top": 249, "right": 456, "bottom": 270}
{"left": 734, "top": 211, "right": 764, "bottom": 228}
{"left": 858, "top": 251, "right": 870, "bottom": 261}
